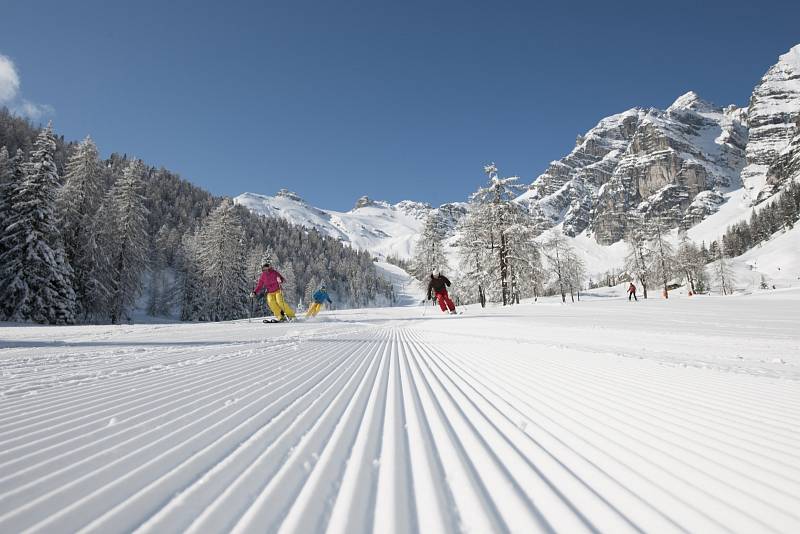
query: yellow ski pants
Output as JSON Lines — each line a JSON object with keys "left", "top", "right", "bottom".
{"left": 266, "top": 290, "right": 295, "bottom": 319}
{"left": 306, "top": 301, "right": 324, "bottom": 318}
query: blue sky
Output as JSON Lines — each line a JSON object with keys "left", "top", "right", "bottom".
{"left": 2, "top": 0, "right": 799, "bottom": 210}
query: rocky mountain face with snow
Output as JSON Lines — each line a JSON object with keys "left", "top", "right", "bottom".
{"left": 523, "top": 44, "right": 800, "bottom": 245}
{"left": 235, "top": 189, "right": 465, "bottom": 260}
{"left": 521, "top": 93, "right": 748, "bottom": 245}
{"left": 744, "top": 45, "right": 800, "bottom": 202}
{"left": 238, "top": 44, "right": 800, "bottom": 257}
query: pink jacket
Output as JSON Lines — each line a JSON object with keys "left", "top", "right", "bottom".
{"left": 254, "top": 268, "right": 284, "bottom": 294}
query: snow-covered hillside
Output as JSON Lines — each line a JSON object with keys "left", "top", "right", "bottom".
{"left": 235, "top": 190, "right": 465, "bottom": 260}
{"left": 2, "top": 290, "right": 799, "bottom": 532}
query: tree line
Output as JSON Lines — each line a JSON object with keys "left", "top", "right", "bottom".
{"left": 719, "top": 181, "right": 800, "bottom": 257}
{"left": 0, "top": 114, "right": 393, "bottom": 324}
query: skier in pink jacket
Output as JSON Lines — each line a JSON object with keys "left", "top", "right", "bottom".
{"left": 250, "top": 261, "right": 296, "bottom": 320}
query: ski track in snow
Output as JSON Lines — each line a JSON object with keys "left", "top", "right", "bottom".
{"left": 1, "top": 292, "right": 799, "bottom": 533}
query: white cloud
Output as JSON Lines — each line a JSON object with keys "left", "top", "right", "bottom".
{"left": 0, "top": 54, "right": 21, "bottom": 103}
{"left": 14, "top": 100, "right": 55, "bottom": 120}
{"left": 0, "top": 52, "right": 53, "bottom": 119}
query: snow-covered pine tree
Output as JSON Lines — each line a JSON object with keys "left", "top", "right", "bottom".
{"left": 0, "top": 125, "right": 76, "bottom": 324}
{"left": 779, "top": 182, "right": 800, "bottom": 229}
{"left": 197, "top": 199, "right": 250, "bottom": 321}
{"left": 455, "top": 199, "right": 492, "bottom": 307}
{"left": 261, "top": 247, "right": 275, "bottom": 268}
{"left": 279, "top": 261, "right": 298, "bottom": 309}
{"left": 245, "top": 242, "right": 266, "bottom": 287}
{"left": 0, "top": 149, "right": 24, "bottom": 320}
{"left": 647, "top": 217, "right": 676, "bottom": 298}
{"left": 0, "top": 146, "right": 11, "bottom": 189}
{"left": 179, "top": 228, "right": 207, "bottom": 321}
{"left": 0, "top": 146, "right": 13, "bottom": 261}
{"left": 624, "top": 216, "right": 653, "bottom": 299}
{"left": 58, "top": 136, "right": 108, "bottom": 319}
{"left": 504, "top": 202, "right": 545, "bottom": 302}
{"left": 699, "top": 241, "right": 710, "bottom": 264}
{"left": 147, "top": 224, "right": 175, "bottom": 317}
{"left": 410, "top": 211, "right": 450, "bottom": 281}
{"left": 470, "top": 163, "right": 529, "bottom": 305}
{"left": 543, "top": 230, "right": 575, "bottom": 303}
{"left": 103, "top": 159, "right": 150, "bottom": 324}
{"left": 305, "top": 275, "right": 320, "bottom": 305}
{"left": 244, "top": 242, "right": 267, "bottom": 316}
{"left": 675, "top": 234, "right": 706, "bottom": 294}
{"left": 712, "top": 243, "right": 736, "bottom": 295}
{"left": 708, "top": 240, "right": 721, "bottom": 262}
{"left": 455, "top": 165, "right": 543, "bottom": 307}
{"left": 564, "top": 246, "right": 586, "bottom": 302}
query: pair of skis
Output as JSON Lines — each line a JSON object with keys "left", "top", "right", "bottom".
{"left": 249, "top": 294, "right": 300, "bottom": 324}
{"left": 262, "top": 317, "right": 300, "bottom": 324}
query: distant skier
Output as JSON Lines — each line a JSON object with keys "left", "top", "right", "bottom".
{"left": 628, "top": 282, "right": 638, "bottom": 301}
{"left": 306, "top": 284, "right": 333, "bottom": 318}
{"left": 427, "top": 269, "right": 457, "bottom": 314}
{"left": 250, "top": 261, "right": 296, "bottom": 321}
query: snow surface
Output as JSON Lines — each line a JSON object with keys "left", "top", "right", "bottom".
{"left": 2, "top": 289, "right": 800, "bottom": 533}
{"left": 373, "top": 261, "right": 425, "bottom": 306}
{"left": 733, "top": 223, "right": 800, "bottom": 290}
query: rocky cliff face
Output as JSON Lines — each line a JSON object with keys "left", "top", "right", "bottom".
{"left": 743, "top": 44, "right": 800, "bottom": 202}
{"left": 766, "top": 120, "right": 800, "bottom": 189}
{"left": 523, "top": 44, "right": 800, "bottom": 245}
{"left": 521, "top": 92, "right": 747, "bottom": 244}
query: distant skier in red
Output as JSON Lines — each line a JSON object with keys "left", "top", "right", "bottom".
{"left": 628, "top": 282, "right": 638, "bottom": 301}
{"left": 427, "top": 269, "right": 457, "bottom": 314}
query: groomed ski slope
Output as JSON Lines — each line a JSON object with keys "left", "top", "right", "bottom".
{"left": 1, "top": 290, "right": 800, "bottom": 533}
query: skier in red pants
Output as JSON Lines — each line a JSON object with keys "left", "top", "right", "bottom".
{"left": 627, "top": 282, "right": 638, "bottom": 301}
{"left": 427, "top": 269, "right": 457, "bottom": 314}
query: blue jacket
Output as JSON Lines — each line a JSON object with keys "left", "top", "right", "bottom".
{"left": 312, "top": 289, "right": 332, "bottom": 304}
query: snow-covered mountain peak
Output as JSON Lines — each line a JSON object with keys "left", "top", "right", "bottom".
{"left": 352, "top": 195, "right": 380, "bottom": 210}
{"left": 274, "top": 189, "right": 305, "bottom": 202}
{"left": 667, "top": 91, "right": 719, "bottom": 114}
{"left": 777, "top": 43, "right": 800, "bottom": 72}
{"left": 394, "top": 200, "right": 434, "bottom": 219}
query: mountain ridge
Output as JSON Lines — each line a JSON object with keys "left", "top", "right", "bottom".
{"left": 237, "top": 44, "right": 800, "bottom": 266}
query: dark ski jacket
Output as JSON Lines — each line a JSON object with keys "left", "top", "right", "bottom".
{"left": 312, "top": 289, "right": 332, "bottom": 304}
{"left": 427, "top": 274, "right": 451, "bottom": 299}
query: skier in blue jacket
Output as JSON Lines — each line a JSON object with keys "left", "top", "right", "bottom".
{"left": 306, "top": 284, "right": 332, "bottom": 318}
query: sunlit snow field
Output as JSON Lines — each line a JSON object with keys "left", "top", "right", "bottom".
{"left": 1, "top": 288, "right": 799, "bottom": 533}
